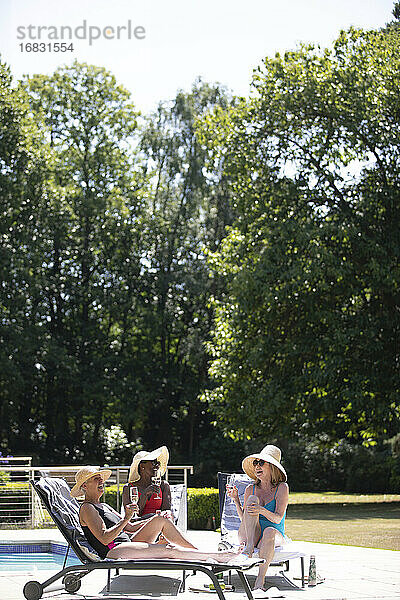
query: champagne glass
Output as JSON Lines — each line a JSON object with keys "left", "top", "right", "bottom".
{"left": 151, "top": 472, "right": 162, "bottom": 500}
{"left": 129, "top": 486, "right": 139, "bottom": 519}
{"left": 226, "top": 475, "right": 234, "bottom": 501}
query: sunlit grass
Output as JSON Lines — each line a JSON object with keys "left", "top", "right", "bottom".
{"left": 286, "top": 501, "right": 400, "bottom": 550}
{"left": 289, "top": 492, "right": 400, "bottom": 504}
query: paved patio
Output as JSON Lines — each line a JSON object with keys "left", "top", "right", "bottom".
{"left": 1, "top": 529, "right": 399, "bottom": 600}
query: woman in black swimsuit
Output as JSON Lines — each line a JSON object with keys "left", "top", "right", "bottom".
{"left": 72, "top": 466, "right": 237, "bottom": 562}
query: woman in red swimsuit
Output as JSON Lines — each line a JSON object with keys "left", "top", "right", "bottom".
{"left": 122, "top": 446, "right": 171, "bottom": 522}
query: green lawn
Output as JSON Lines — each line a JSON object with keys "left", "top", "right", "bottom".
{"left": 286, "top": 495, "right": 400, "bottom": 551}
{"left": 289, "top": 492, "right": 400, "bottom": 504}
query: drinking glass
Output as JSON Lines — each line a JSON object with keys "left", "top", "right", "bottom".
{"left": 226, "top": 475, "right": 234, "bottom": 501}
{"left": 129, "top": 486, "right": 139, "bottom": 518}
{"left": 152, "top": 472, "right": 162, "bottom": 500}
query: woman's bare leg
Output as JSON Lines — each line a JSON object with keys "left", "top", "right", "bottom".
{"left": 254, "top": 528, "right": 283, "bottom": 590}
{"left": 107, "top": 541, "right": 238, "bottom": 563}
{"left": 131, "top": 515, "right": 197, "bottom": 549}
{"left": 240, "top": 495, "right": 261, "bottom": 557}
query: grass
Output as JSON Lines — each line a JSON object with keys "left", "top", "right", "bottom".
{"left": 286, "top": 497, "right": 400, "bottom": 551}
{"left": 289, "top": 492, "right": 400, "bottom": 504}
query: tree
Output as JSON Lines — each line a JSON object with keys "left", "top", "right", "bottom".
{"left": 1, "top": 63, "right": 237, "bottom": 470}
{"left": 133, "top": 79, "right": 235, "bottom": 459}
{"left": 202, "top": 28, "right": 400, "bottom": 445}
{"left": 391, "top": 1, "right": 400, "bottom": 22}
{"left": 4, "top": 61, "right": 146, "bottom": 461}
{"left": 0, "top": 60, "right": 52, "bottom": 455}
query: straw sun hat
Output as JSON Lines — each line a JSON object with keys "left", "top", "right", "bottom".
{"left": 128, "top": 446, "right": 169, "bottom": 483}
{"left": 242, "top": 445, "right": 287, "bottom": 482}
{"left": 70, "top": 466, "right": 112, "bottom": 498}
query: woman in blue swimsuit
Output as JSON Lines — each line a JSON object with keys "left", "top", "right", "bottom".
{"left": 227, "top": 445, "right": 289, "bottom": 592}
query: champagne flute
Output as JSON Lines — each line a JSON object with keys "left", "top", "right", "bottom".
{"left": 129, "top": 486, "right": 139, "bottom": 519}
{"left": 226, "top": 475, "right": 234, "bottom": 501}
{"left": 151, "top": 472, "right": 162, "bottom": 500}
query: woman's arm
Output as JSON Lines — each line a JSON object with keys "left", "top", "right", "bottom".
{"left": 160, "top": 481, "right": 171, "bottom": 511}
{"left": 122, "top": 484, "right": 130, "bottom": 511}
{"left": 249, "top": 483, "right": 289, "bottom": 523}
{"left": 80, "top": 503, "right": 133, "bottom": 546}
{"left": 227, "top": 483, "right": 252, "bottom": 520}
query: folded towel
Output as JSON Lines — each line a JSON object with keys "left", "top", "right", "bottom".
{"left": 226, "top": 554, "right": 262, "bottom": 567}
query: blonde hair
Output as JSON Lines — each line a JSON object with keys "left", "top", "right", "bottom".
{"left": 256, "top": 462, "right": 286, "bottom": 487}
{"left": 270, "top": 464, "right": 286, "bottom": 487}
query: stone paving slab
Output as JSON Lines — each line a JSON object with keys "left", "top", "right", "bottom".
{"left": 0, "top": 529, "right": 399, "bottom": 600}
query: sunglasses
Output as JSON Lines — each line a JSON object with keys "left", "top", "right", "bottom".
{"left": 253, "top": 459, "right": 266, "bottom": 467}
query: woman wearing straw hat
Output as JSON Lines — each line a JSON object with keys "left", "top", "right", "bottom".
{"left": 226, "top": 445, "right": 289, "bottom": 592}
{"left": 122, "top": 446, "right": 171, "bottom": 521}
{"left": 73, "top": 466, "right": 238, "bottom": 563}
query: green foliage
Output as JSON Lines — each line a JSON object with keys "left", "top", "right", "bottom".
{"left": 132, "top": 79, "right": 235, "bottom": 456}
{"left": 0, "top": 482, "right": 29, "bottom": 490}
{"left": 104, "top": 486, "right": 119, "bottom": 510}
{"left": 201, "top": 27, "right": 400, "bottom": 446}
{"left": 345, "top": 446, "right": 392, "bottom": 493}
{"left": 0, "top": 64, "right": 235, "bottom": 469}
{"left": 0, "top": 472, "right": 10, "bottom": 485}
{"left": 389, "top": 1, "right": 400, "bottom": 23}
{"left": 189, "top": 434, "right": 248, "bottom": 487}
{"left": 0, "top": 60, "right": 51, "bottom": 453}
{"left": 387, "top": 434, "right": 400, "bottom": 490}
{"left": 1, "top": 20, "right": 398, "bottom": 479}
{"left": 284, "top": 436, "right": 398, "bottom": 493}
{"left": 102, "top": 426, "right": 138, "bottom": 465}
{"left": 187, "top": 488, "right": 220, "bottom": 529}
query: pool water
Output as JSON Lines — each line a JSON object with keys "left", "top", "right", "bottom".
{"left": 0, "top": 543, "right": 79, "bottom": 571}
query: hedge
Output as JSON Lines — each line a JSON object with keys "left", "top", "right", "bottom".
{"left": 187, "top": 488, "right": 220, "bottom": 530}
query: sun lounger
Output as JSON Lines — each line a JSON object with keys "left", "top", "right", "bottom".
{"left": 217, "top": 472, "right": 306, "bottom": 588}
{"left": 23, "top": 477, "right": 262, "bottom": 600}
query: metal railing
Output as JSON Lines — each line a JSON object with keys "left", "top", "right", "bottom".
{"left": 0, "top": 460, "right": 193, "bottom": 528}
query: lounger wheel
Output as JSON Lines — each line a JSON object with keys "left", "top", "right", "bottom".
{"left": 23, "top": 580, "right": 43, "bottom": 600}
{"left": 64, "top": 574, "right": 82, "bottom": 593}
{"left": 217, "top": 541, "right": 232, "bottom": 551}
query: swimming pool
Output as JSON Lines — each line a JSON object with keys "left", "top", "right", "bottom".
{"left": 0, "top": 543, "right": 79, "bottom": 572}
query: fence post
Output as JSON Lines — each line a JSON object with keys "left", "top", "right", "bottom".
{"left": 116, "top": 468, "right": 120, "bottom": 512}
{"left": 31, "top": 468, "right": 36, "bottom": 527}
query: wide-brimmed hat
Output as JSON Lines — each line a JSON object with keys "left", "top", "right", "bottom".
{"left": 242, "top": 445, "right": 287, "bottom": 481}
{"left": 70, "top": 466, "right": 112, "bottom": 498}
{"left": 128, "top": 446, "right": 169, "bottom": 483}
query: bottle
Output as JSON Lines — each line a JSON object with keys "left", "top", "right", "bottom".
{"left": 209, "top": 573, "right": 225, "bottom": 590}
{"left": 308, "top": 555, "right": 317, "bottom": 587}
